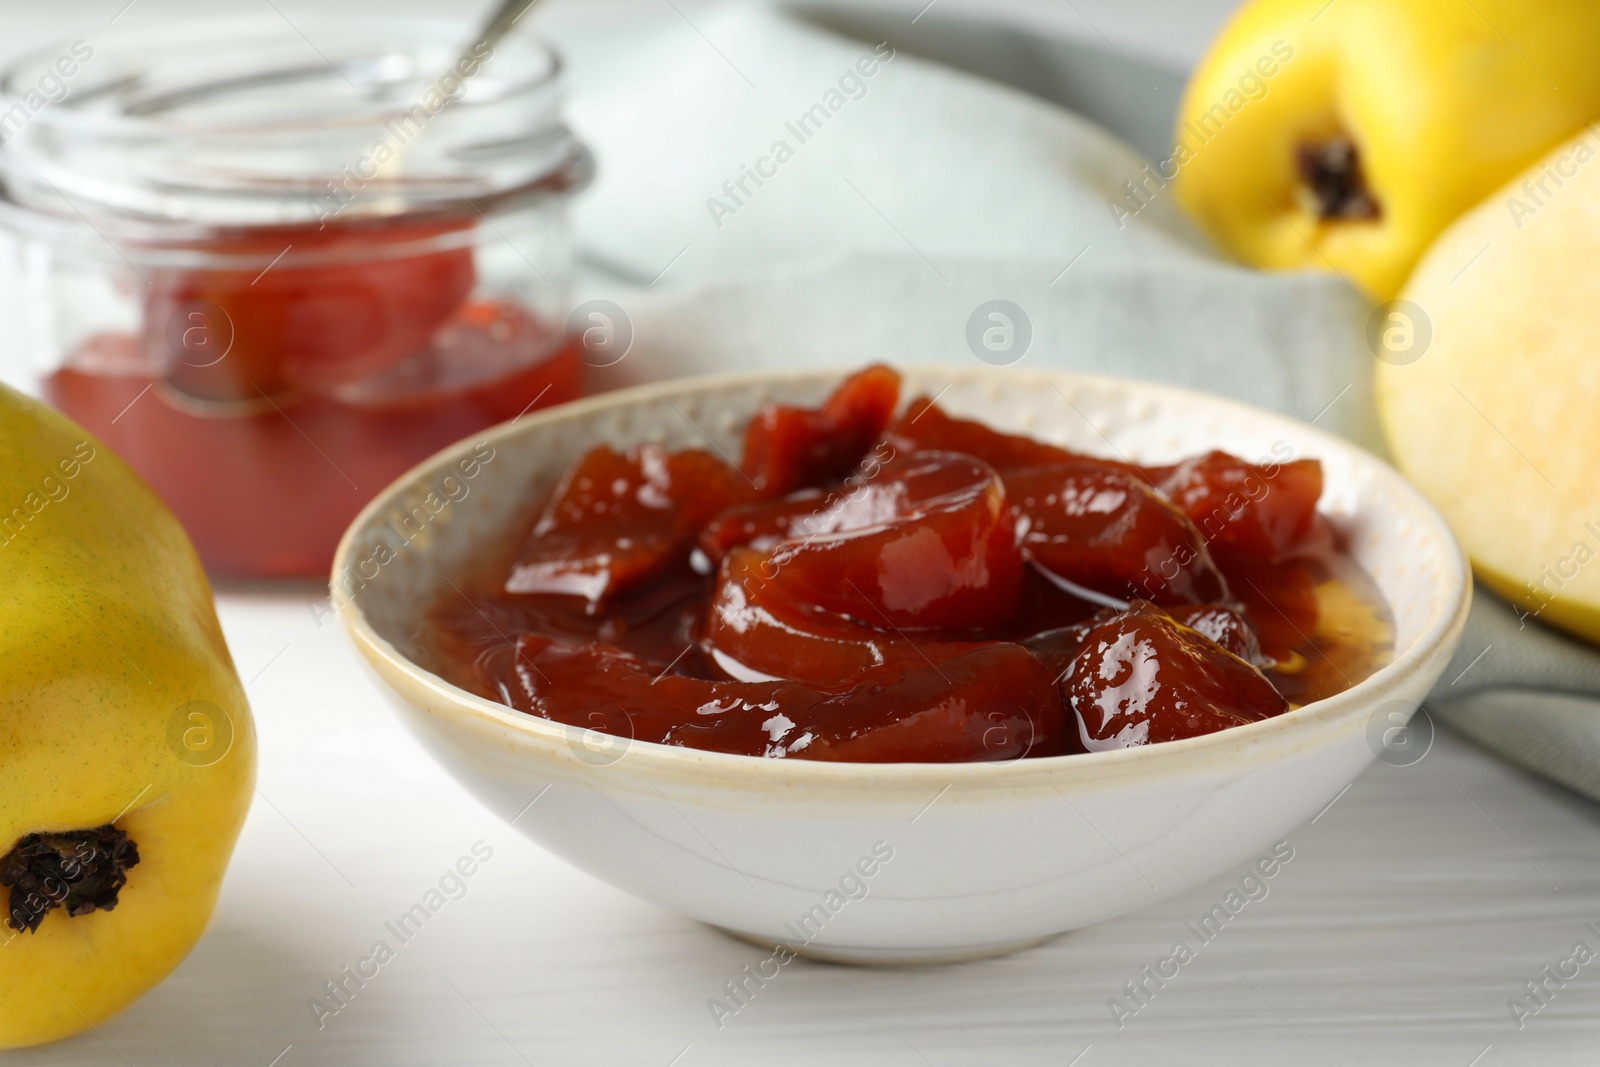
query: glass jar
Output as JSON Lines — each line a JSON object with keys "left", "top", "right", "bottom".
{"left": 0, "top": 15, "right": 592, "bottom": 579}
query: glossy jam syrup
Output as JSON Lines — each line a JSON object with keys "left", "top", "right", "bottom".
{"left": 426, "top": 367, "right": 1393, "bottom": 763}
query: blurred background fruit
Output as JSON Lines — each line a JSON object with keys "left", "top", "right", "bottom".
{"left": 1174, "top": 0, "right": 1600, "bottom": 299}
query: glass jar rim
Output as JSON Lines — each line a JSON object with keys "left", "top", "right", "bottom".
{"left": 0, "top": 15, "right": 568, "bottom": 137}
{"left": 0, "top": 13, "right": 591, "bottom": 242}
{"left": 0, "top": 154, "right": 593, "bottom": 268}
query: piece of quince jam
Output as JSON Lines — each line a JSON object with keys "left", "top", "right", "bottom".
{"left": 428, "top": 367, "right": 1392, "bottom": 762}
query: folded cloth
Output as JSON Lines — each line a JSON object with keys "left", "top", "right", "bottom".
{"left": 548, "top": 3, "right": 1600, "bottom": 798}
{"left": 553, "top": 4, "right": 1378, "bottom": 447}
{"left": 1429, "top": 597, "right": 1600, "bottom": 798}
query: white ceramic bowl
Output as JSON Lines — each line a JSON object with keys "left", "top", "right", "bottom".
{"left": 333, "top": 367, "right": 1470, "bottom": 964}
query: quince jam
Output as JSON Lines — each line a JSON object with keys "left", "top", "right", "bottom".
{"left": 43, "top": 217, "right": 579, "bottom": 579}
{"left": 429, "top": 366, "right": 1392, "bottom": 762}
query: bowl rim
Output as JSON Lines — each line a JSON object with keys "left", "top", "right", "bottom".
{"left": 332, "top": 364, "right": 1473, "bottom": 791}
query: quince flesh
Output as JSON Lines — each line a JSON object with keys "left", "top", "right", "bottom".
{"left": 0, "top": 385, "right": 255, "bottom": 1048}
{"left": 1174, "top": 0, "right": 1600, "bottom": 299}
{"left": 1377, "top": 127, "right": 1600, "bottom": 642}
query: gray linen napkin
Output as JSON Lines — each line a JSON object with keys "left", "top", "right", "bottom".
{"left": 549, "top": 3, "right": 1600, "bottom": 799}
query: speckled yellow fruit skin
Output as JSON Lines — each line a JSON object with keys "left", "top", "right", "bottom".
{"left": 1174, "top": 0, "right": 1600, "bottom": 300}
{"left": 1377, "top": 126, "right": 1600, "bottom": 646}
{"left": 0, "top": 385, "right": 255, "bottom": 1048}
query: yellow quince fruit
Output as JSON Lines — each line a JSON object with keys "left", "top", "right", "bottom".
{"left": 1377, "top": 125, "right": 1600, "bottom": 643}
{"left": 1172, "top": 0, "right": 1600, "bottom": 299}
{"left": 0, "top": 385, "right": 255, "bottom": 1048}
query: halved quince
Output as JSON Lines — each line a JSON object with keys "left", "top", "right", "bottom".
{"left": 1377, "top": 127, "right": 1600, "bottom": 641}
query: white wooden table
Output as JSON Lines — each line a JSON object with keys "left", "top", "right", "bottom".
{"left": 7, "top": 2, "right": 1600, "bottom": 1063}
{"left": 8, "top": 590, "right": 1595, "bottom": 1066}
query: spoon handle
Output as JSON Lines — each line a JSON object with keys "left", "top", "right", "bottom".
{"left": 445, "top": 0, "right": 547, "bottom": 87}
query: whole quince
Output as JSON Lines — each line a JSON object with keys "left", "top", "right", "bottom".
{"left": 0, "top": 384, "right": 254, "bottom": 1048}
{"left": 1172, "top": 0, "right": 1600, "bottom": 299}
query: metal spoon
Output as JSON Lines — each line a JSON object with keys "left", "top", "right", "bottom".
{"left": 426, "top": 0, "right": 548, "bottom": 101}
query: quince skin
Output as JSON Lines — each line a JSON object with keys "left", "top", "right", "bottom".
{"left": 1173, "top": 0, "right": 1600, "bottom": 299}
{"left": 0, "top": 384, "right": 254, "bottom": 1048}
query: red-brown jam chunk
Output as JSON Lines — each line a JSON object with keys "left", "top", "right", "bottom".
{"left": 698, "top": 439, "right": 901, "bottom": 564}
{"left": 891, "top": 397, "right": 1104, "bottom": 474}
{"left": 430, "top": 369, "right": 1388, "bottom": 763}
{"left": 505, "top": 443, "right": 752, "bottom": 605}
{"left": 759, "top": 451, "right": 1025, "bottom": 632}
{"left": 148, "top": 218, "right": 477, "bottom": 402}
{"left": 485, "top": 635, "right": 1064, "bottom": 762}
{"left": 1167, "top": 603, "right": 1266, "bottom": 666}
{"left": 1063, "top": 602, "right": 1288, "bottom": 752}
{"left": 1008, "top": 462, "right": 1229, "bottom": 607}
{"left": 705, "top": 547, "right": 982, "bottom": 685}
{"left": 740, "top": 364, "right": 901, "bottom": 496}
{"left": 1156, "top": 450, "right": 1326, "bottom": 561}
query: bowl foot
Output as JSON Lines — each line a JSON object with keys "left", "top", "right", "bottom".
{"left": 713, "top": 925, "right": 1062, "bottom": 966}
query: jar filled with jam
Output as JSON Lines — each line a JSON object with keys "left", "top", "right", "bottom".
{"left": 0, "top": 16, "right": 592, "bottom": 578}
